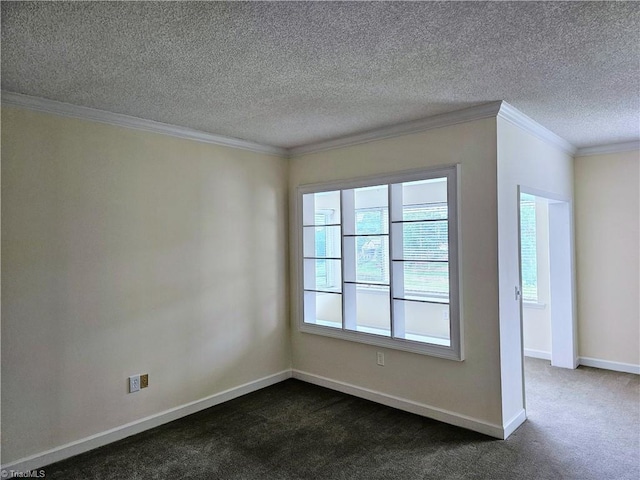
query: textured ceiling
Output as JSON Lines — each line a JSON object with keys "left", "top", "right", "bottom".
{"left": 2, "top": 1, "right": 639, "bottom": 149}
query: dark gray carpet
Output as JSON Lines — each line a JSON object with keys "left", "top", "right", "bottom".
{"left": 41, "top": 358, "right": 639, "bottom": 479}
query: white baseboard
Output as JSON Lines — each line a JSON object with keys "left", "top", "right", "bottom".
{"left": 292, "top": 369, "right": 514, "bottom": 439}
{"left": 503, "top": 409, "right": 527, "bottom": 438}
{"left": 524, "top": 349, "right": 551, "bottom": 361}
{"left": 578, "top": 357, "right": 640, "bottom": 375}
{"left": 1, "top": 370, "right": 292, "bottom": 477}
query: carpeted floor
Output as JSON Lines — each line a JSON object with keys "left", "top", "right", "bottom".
{"left": 41, "top": 358, "right": 639, "bottom": 479}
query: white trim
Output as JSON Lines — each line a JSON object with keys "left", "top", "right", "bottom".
{"left": 288, "top": 102, "right": 503, "bottom": 157}
{"left": 497, "top": 102, "right": 577, "bottom": 155}
{"left": 292, "top": 369, "right": 513, "bottom": 439}
{"left": 578, "top": 357, "right": 640, "bottom": 375}
{"left": 575, "top": 141, "right": 640, "bottom": 157}
{"left": 503, "top": 409, "right": 527, "bottom": 439}
{"left": 4, "top": 92, "right": 597, "bottom": 160}
{"left": 524, "top": 348, "right": 551, "bottom": 360}
{"left": 1, "top": 91, "right": 287, "bottom": 157}
{"left": 0, "top": 370, "right": 292, "bottom": 476}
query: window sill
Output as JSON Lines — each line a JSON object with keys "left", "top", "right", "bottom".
{"left": 300, "top": 321, "right": 461, "bottom": 360}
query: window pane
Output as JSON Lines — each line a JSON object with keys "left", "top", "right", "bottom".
{"left": 344, "top": 284, "right": 391, "bottom": 337}
{"left": 304, "top": 258, "right": 341, "bottom": 292}
{"left": 302, "top": 191, "right": 340, "bottom": 226}
{"left": 355, "top": 207, "right": 388, "bottom": 234}
{"left": 304, "top": 291, "right": 342, "bottom": 328}
{"left": 400, "top": 178, "right": 447, "bottom": 222}
{"left": 343, "top": 186, "right": 388, "bottom": 236}
{"left": 303, "top": 225, "right": 341, "bottom": 258}
{"left": 392, "top": 220, "right": 448, "bottom": 261}
{"left": 393, "top": 299, "right": 450, "bottom": 346}
{"left": 393, "top": 261, "right": 449, "bottom": 300}
{"left": 344, "top": 235, "right": 389, "bottom": 284}
{"left": 354, "top": 186, "right": 388, "bottom": 234}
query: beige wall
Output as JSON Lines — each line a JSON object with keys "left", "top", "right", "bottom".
{"left": 1, "top": 108, "right": 290, "bottom": 463}
{"left": 574, "top": 150, "right": 640, "bottom": 366}
{"left": 290, "top": 118, "right": 505, "bottom": 427}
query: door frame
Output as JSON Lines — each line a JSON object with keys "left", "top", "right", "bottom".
{"left": 518, "top": 186, "right": 578, "bottom": 373}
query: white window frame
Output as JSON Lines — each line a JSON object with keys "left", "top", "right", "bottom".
{"left": 296, "top": 165, "right": 463, "bottom": 361}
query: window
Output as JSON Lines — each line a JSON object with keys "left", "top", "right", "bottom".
{"left": 298, "top": 166, "right": 462, "bottom": 360}
{"left": 520, "top": 193, "right": 538, "bottom": 303}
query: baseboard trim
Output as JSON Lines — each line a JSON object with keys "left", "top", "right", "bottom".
{"left": 503, "top": 409, "right": 527, "bottom": 438}
{"left": 292, "top": 369, "right": 509, "bottom": 439}
{"left": 578, "top": 357, "right": 640, "bottom": 375}
{"left": 524, "top": 349, "right": 551, "bottom": 361}
{"left": 1, "top": 370, "right": 292, "bottom": 477}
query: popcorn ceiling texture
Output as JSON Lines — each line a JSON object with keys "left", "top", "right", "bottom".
{"left": 1, "top": 1, "right": 638, "bottom": 149}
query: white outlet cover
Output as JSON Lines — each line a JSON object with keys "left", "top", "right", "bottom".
{"left": 129, "top": 375, "right": 140, "bottom": 393}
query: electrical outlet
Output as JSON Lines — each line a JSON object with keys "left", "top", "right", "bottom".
{"left": 377, "top": 352, "right": 385, "bottom": 366}
{"left": 140, "top": 374, "right": 148, "bottom": 389}
{"left": 443, "top": 309, "right": 450, "bottom": 321}
{"left": 129, "top": 375, "right": 140, "bottom": 393}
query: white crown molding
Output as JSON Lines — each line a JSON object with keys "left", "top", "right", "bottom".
{"left": 497, "top": 102, "right": 577, "bottom": 155}
{"left": 1, "top": 91, "right": 287, "bottom": 157}
{"left": 287, "top": 101, "right": 504, "bottom": 157}
{"left": 575, "top": 141, "right": 640, "bottom": 157}
{"left": 10, "top": 91, "right": 632, "bottom": 160}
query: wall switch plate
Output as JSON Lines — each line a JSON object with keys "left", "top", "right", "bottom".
{"left": 140, "top": 374, "right": 148, "bottom": 389}
{"left": 377, "top": 352, "right": 385, "bottom": 366}
{"left": 129, "top": 375, "right": 140, "bottom": 393}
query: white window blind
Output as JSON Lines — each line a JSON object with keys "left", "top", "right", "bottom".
{"left": 520, "top": 194, "right": 538, "bottom": 302}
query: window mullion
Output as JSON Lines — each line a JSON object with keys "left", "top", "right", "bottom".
{"left": 389, "top": 183, "right": 405, "bottom": 339}
{"left": 341, "top": 189, "right": 356, "bottom": 331}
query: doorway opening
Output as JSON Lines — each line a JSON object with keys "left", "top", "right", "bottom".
{"left": 519, "top": 188, "right": 577, "bottom": 374}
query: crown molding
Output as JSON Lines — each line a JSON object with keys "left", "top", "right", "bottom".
{"left": 10, "top": 91, "right": 629, "bottom": 160}
{"left": 497, "top": 102, "right": 576, "bottom": 155}
{"left": 1, "top": 91, "right": 287, "bottom": 157}
{"left": 575, "top": 141, "right": 640, "bottom": 157}
{"left": 287, "top": 101, "right": 504, "bottom": 157}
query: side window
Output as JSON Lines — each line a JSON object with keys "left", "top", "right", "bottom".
{"left": 520, "top": 194, "right": 538, "bottom": 303}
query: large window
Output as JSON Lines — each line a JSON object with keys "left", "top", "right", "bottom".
{"left": 298, "top": 166, "right": 462, "bottom": 360}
